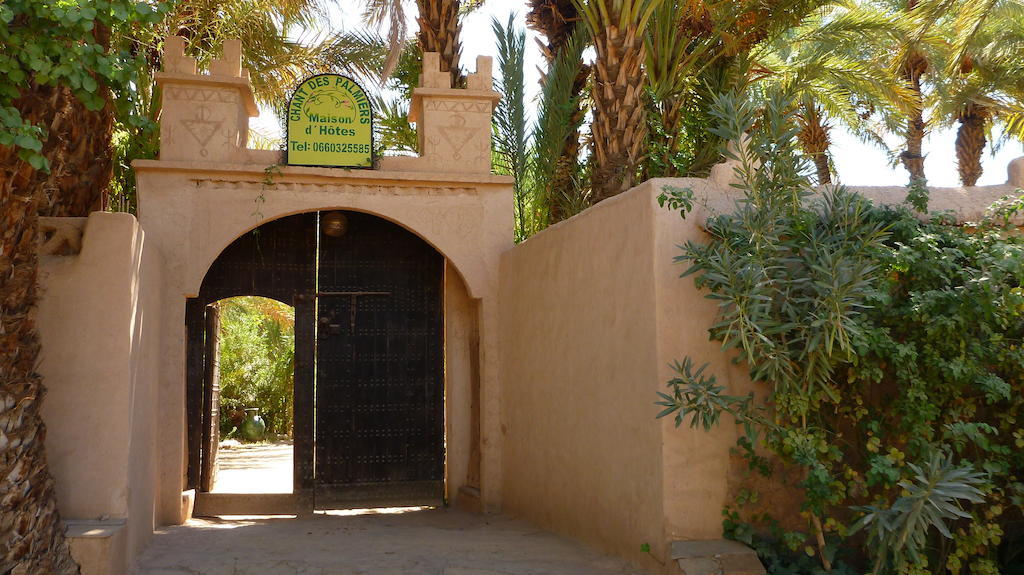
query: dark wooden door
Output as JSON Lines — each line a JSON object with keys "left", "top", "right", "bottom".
{"left": 200, "top": 304, "right": 222, "bottom": 492}
{"left": 314, "top": 211, "right": 444, "bottom": 507}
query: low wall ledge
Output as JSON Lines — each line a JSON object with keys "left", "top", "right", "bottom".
{"left": 671, "top": 540, "right": 766, "bottom": 575}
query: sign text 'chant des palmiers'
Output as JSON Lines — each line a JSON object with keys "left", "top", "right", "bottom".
{"left": 286, "top": 74, "right": 373, "bottom": 168}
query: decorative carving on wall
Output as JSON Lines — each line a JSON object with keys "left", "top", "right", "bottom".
{"left": 192, "top": 180, "right": 480, "bottom": 196}
{"left": 432, "top": 115, "right": 482, "bottom": 162}
{"left": 424, "top": 100, "right": 491, "bottom": 114}
{"left": 414, "top": 203, "right": 483, "bottom": 241}
{"left": 164, "top": 87, "right": 239, "bottom": 104}
{"left": 181, "top": 106, "right": 223, "bottom": 157}
{"left": 39, "top": 217, "right": 87, "bottom": 256}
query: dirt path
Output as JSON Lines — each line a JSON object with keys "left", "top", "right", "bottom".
{"left": 132, "top": 508, "right": 651, "bottom": 574}
{"left": 212, "top": 440, "right": 292, "bottom": 494}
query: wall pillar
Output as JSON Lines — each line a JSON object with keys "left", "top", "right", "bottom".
{"left": 155, "top": 37, "right": 258, "bottom": 163}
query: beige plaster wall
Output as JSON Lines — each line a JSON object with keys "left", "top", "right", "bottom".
{"left": 38, "top": 212, "right": 163, "bottom": 571}
{"left": 696, "top": 163, "right": 1023, "bottom": 226}
{"left": 644, "top": 179, "right": 762, "bottom": 542}
{"left": 499, "top": 189, "right": 667, "bottom": 570}
{"left": 498, "top": 173, "right": 1021, "bottom": 564}
{"left": 445, "top": 262, "right": 474, "bottom": 500}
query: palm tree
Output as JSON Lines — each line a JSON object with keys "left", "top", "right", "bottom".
{"left": 493, "top": 16, "right": 532, "bottom": 240}
{"left": 573, "top": 0, "right": 666, "bottom": 203}
{"left": 875, "top": 0, "right": 1024, "bottom": 185}
{"left": 40, "top": 24, "right": 116, "bottom": 217}
{"left": 931, "top": 0, "right": 1024, "bottom": 185}
{"left": 532, "top": 24, "right": 592, "bottom": 225}
{"left": 749, "top": 5, "right": 912, "bottom": 184}
{"left": 0, "top": 4, "right": 130, "bottom": 572}
{"left": 638, "top": 0, "right": 842, "bottom": 180}
{"left": 880, "top": 0, "right": 943, "bottom": 182}
{"left": 416, "top": 0, "right": 463, "bottom": 87}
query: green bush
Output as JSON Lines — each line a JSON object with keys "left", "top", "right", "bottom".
{"left": 217, "top": 297, "right": 295, "bottom": 440}
{"left": 658, "top": 91, "right": 1024, "bottom": 574}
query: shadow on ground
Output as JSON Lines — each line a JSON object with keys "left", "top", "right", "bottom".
{"left": 132, "top": 508, "right": 651, "bottom": 575}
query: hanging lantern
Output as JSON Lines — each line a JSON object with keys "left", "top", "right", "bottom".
{"left": 321, "top": 211, "right": 348, "bottom": 237}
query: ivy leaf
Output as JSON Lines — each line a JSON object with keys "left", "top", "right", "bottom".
{"left": 14, "top": 134, "right": 42, "bottom": 152}
{"left": 81, "top": 74, "right": 98, "bottom": 94}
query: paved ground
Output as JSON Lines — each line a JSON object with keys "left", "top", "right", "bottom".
{"left": 132, "top": 508, "right": 651, "bottom": 575}
{"left": 212, "top": 440, "right": 292, "bottom": 494}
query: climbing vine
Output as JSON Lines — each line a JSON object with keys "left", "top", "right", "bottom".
{"left": 0, "top": 0, "right": 168, "bottom": 171}
{"left": 658, "top": 91, "right": 1024, "bottom": 574}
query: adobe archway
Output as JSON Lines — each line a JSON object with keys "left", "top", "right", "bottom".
{"left": 186, "top": 210, "right": 468, "bottom": 514}
{"left": 133, "top": 37, "right": 512, "bottom": 524}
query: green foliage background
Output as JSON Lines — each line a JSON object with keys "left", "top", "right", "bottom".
{"left": 217, "top": 297, "right": 295, "bottom": 439}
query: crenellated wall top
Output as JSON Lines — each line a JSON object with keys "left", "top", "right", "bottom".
{"left": 146, "top": 36, "right": 501, "bottom": 177}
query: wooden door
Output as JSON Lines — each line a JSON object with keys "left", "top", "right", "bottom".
{"left": 200, "top": 304, "right": 221, "bottom": 492}
{"left": 314, "top": 211, "right": 444, "bottom": 508}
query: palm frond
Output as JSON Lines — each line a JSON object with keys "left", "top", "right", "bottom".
{"left": 361, "top": 0, "right": 408, "bottom": 80}
{"left": 532, "top": 22, "right": 591, "bottom": 227}
{"left": 492, "top": 14, "right": 532, "bottom": 240}
{"left": 374, "top": 95, "right": 418, "bottom": 155}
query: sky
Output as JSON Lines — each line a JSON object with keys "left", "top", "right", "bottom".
{"left": 254, "top": 1, "right": 1024, "bottom": 188}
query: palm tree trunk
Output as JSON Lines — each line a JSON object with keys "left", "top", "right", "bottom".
{"left": 955, "top": 103, "right": 986, "bottom": 186}
{"left": 590, "top": 16, "right": 649, "bottom": 203}
{"left": 41, "top": 22, "right": 114, "bottom": 217}
{"left": 797, "top": 102, "right": 832, "bottom": 185}
{"left": 416, "top": 0, "right": 463, "bottom": 88}
{"left": 642, "top": 96, "right": 683, "bottom": 180}
{"left": 662, "top": 98, "right": 684, "bottom": 177}
{"left": 38, "top": 89, "right": 113, "bottom": 217}
{"left": 900, "top": 64, "right": 927, "bottom": 182}
{"left": 899, "top": 1, "right": 927, "bottom": 182}
{"left": 0, "top": 82, "right": 80, "bottom": 575}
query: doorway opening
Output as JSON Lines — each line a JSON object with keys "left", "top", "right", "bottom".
{"left": 187, "top": 211, "right": 449, "bottom": 515}
{"left": 209, "top": 296, "right": 295, "bottom": 495}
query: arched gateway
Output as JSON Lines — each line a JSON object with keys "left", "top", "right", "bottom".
{"left": 189, "top": 211, "right": 446, "bottom": 511}
{"left": 133, "top": 37, "right": 511, "bottom": 521}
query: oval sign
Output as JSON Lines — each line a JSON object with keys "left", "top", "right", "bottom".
{"left": 286, "top": 74, "right": 373, "bottom": 168}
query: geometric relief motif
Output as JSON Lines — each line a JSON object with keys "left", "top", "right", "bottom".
{"left": 433, "top": 114, "right": 480, "bottom": 162}
{"left": 165, "top": 86, "right": 239, "bottom": 104}
{"left": 181, "top": 106, "right": 222, "bottom": 158}
{"left": 424, "top": 99, "right": 491, "bottom": 114}
{"left": 416, "top": 204, "right": 483, "bottom": 242}
{"left": 195, "top": 180, "right": 479, "bottom": 196}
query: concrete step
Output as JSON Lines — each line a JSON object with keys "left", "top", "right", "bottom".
{"left": 194, "top": 492, "right": 301, "bottom": 516}
{"left": 64, "top": 519, "right": 127, "bottom": 575}
{"left": 671, "top": 540, "right": 765, "bottom": 575}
